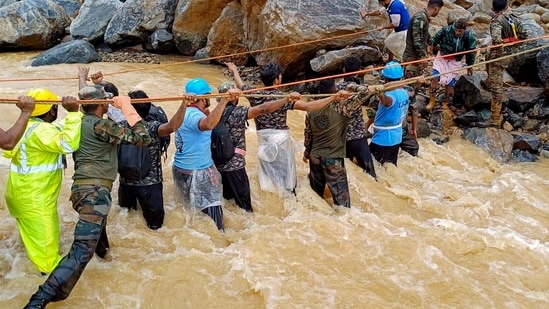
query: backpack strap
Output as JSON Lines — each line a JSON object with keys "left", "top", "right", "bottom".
{"left": 220, "top": 104, "right": 236, "bottom": 125}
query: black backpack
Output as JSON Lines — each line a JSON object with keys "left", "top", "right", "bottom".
{"left": 211, "top": 105, "right": 236, "bottom": 165}
{"left": 146, "top": 104, "right": 170, "bottom": 160}
{"left": 117, "top": 144, "right": 151, "bottom": 181}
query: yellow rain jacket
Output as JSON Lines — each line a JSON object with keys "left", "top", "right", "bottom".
{"left": 3, "top": 111, "right": 82, "bottom": 273}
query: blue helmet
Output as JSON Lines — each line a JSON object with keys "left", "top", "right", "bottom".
{"left": 185, "top": 78, "right": 212, "bottom": 95}
{"left": 381, "top": 61, "right": 404, "bottom": 79}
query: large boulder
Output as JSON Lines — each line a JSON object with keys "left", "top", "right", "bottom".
{"left": 143, "top": 29, "right": 174, "bottom": 54}
{"left": 463, "top": 127, "right": 514, "bottom": 163}
{"left": 0, "top": 0, "right": 19, "bottom": 8}
{"left": 70, "top": 0, "right": 121, "bottom": 43}
{"left": 52, "top": 0, "right": 80, "bottom": 17}
{"left": 104, "top": 0, "right": 177, "bottom": 46}
{"left": 453, "top": 72, "right": 492, "bottom": 109}
{"left": 512, "top": 132, "right": 541, "bottom": 151}
{"left": 506, "top": 18, "right": 547, "bottom": 83}
{"left": 172, "top": 0, "right": 232, "bottom": 55}
{"left": 205, "top": 1, "right": 247, "bottom": 65}
{"left": 31, "top": 40, "right": 100, "bottom": 66}
{"left": 238, "top": 0, "right": 384, "bottom": 75}
{"left": 536, "top": 47, "right": 549, "bottom": 83}
{"left": 310, "top": 46, "right": 381, "bottom": 74}
{"left": 504, "top": 86, "right": 544, "bottom": 112}
{"left": 0, "top": 0, "right": 70, "bottom": 50}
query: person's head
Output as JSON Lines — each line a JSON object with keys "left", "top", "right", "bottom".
{"left": 427, "top": 0, "right": 444, "bottom": 18}
{"left": 378, "top": 0, "right": 391, "bottom": 9}
{"left": 492, "top": 0, "right": 508, "bottom": 12}
{"left": 453, "top": 18, "right": 467, "bottom": 37}
{"left": 128, "top": 90, "right": 151, "bottom": 119}
{"left": 27, "top": 88, "right": 59, "bottom": 122}
{"left": 317, "top": 79, "right": 336, "bottom": 94}
{"left": 343, "top": 57, "right": 362, "bottom": 74}
{"left": 185, "top": 78, "right": 213, "bottom": 110}
{"left": 260, "top": 62, "right": 283, "bottom": 86}
{"left": 78, "top": 85, "right": 113, "bottom": 114}
{"left": 381, "top": 61, "right": 404, "bottom": 82}
{"left": 217, "top": 82, "right": 238, "bottom": 105}
{"left": 98, "top": 81, "right": 119, "bottom": 97}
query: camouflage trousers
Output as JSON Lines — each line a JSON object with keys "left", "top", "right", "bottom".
{"left": 404, "top": 63, "right": 424, "bottom": 92}
{"left": 308, "top": 156, "right": 350, "bottom": 208}
{"left": 486, "top": 59, "right": 509, "bottom": 123}
{"left": 36, "top": 183, "right": 112, "bottom": 302}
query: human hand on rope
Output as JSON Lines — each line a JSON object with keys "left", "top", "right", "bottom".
{"left": 225, "top": 88, "right": 240, "bottom": 102}
{"left": 90, "top": 71, "right": 104, "bottom": 84}
{"left": 61, "top": 96, "right": 79, "bottom": 112}
{"left": 16, "top": 96, "right": 35, "bottom": 113}
{"left": 288, "top": 91, "right": 301, "bottom": 102}
{"left": 335, "top": 90, "right": 350, "bottom": 101}
{"left": 225, "top": 62, "right": 238, "bottom": 73}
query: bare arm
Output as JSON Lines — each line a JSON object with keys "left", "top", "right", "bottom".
{"left": 158, "top": 102, "right": 187, "bottom": 137}
{"left": 198, "top": 89, "right": 239, "bottom": 131}
{"left": 78, "top": 67, "right": 90, "bottom": 90}
{"left": 293, "top": 95, "right": 336, "bottom": 112}
{"left": 247, "top": 92, "right": 301, "bottom": 119}
{"left": 0, "top": 96, "right": 34, "bottom": 150}
{"left": 225, "top": 62, "right": 245, "bottom": 90}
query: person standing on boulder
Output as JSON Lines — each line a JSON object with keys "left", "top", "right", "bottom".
{"left": 359, "top": 0, "right": 410, "bottom": 62}
{"left": 486, "top": 0, "right": 526, "bottom": 127}
{"left": 428, "top": 18, "right": 477, "bottom": 111}
{"left": 0, "top": 96, "right": 35, "bottom": 150}
{"left": 402, "top": 0, "right": 444, "bottom": 85}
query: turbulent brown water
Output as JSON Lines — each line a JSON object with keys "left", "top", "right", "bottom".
{"left": 1, "top": 52, "right": 549, "bottom": 309}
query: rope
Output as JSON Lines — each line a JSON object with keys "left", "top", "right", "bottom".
{"left": 0, "top": 30, "right": 547, "bottom": 83}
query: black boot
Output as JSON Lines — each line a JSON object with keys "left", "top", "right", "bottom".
{"left": 23, "top": 291, "right": 50, "bottom": 309}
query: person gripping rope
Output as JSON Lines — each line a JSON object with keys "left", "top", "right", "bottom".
{"left": 0, "top": 96, "right": 35, "bottom": 150}
{"left": 24, "top": 85, "right": 151, "bottom": 308}
{"left": 4, "top": 89, "right": 81, "bottom": 275}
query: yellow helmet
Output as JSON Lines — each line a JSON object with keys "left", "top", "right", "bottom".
{"left": 27, "top": 88, "right": 59, "bottom": 117}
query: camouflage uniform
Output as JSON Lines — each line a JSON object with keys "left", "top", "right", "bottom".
{"left": 336, "top": 78, "right": 376, "bottom": 178}
{"left": 304, "top": 84, "right": 371, "bottom": 207}
{"left": 26, "top": 86, "right": 151, "bottom": 306}
{"left": 402, "top": 9, "right": 431, "bottom": 80}
{"left": 486, "top": 13, "right": 526, "bottom": 125}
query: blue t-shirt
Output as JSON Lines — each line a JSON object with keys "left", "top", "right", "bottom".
{"left": 372, "top": 88, "right": 409, "bottom": 146}
{"left": 174, "top": 107, "right": 214, "bottom": 170}
{"left": 388, "top": 0, "right": 410, "bottom": 32}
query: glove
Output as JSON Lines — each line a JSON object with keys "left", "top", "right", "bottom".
{"left": 112, "top": 96, "right": 142, "bottom": 126}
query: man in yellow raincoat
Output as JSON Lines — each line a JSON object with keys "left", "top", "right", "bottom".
{"left": 3, "top": 88, "right": 81, "bottom": 274}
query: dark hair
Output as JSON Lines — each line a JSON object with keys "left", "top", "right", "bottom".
{"left": 428, "top": 0, "right": 444, "bottom": 8}
{"left": 317, "top": 79, "right": 336, "bottom": 94}
{"left": 455, "top": 18, "right": 467, "bottom": 29}
{"left": 492, "top": 0, "right": 507, "bottom": 12}
{"left": 128, "top": 90, "right": 151, "bottom": 119}
{"left": 344, "top": 57, "right": 362, "bottom": 73}
{"left": 260, "top": 62, "right": 282, "bottom": 86}
{"left": 98, "top": 81, "right": 119, "bottom": 96}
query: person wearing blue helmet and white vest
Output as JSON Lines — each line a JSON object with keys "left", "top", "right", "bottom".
{"left": 173, "top": 78, "right": 240, "bottom": 231}
{"left": 368, "top": 61, "right": 418, "bottom": 166}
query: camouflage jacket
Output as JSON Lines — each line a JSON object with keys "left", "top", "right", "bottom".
{"left": 432, "top": 24, "right": 477, "bottom": 65}
{"left": 402, "top": 9, "right": 431, "bottom": 61}
{"left": 490, "top": 13, "right": 527, "bottom": 58}
{"left": 304, "top": 85, "right": 370, "bottom": 158}
{"left": 336, "top": 78, "right": 370, "bottom": 141}
{"left": 215, "top": 105, "right": 249, "bottom": 172}
{"left": 242, "top": 85, "right": 293, "bottom": 131}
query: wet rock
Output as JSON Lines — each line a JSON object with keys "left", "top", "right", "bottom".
{"left": 52, "top": 0, "right": 80, "bottom": 17}
{"left": 70, "top": 0, "right": 121, "bottom": 43}
{"left": 31, "top": 40, "right": 100, "bottom": 66}
{"left": 310, "top": 46, "right": 381, "bottom": 74}
{"left": 503, "top": 108, "right": 526, "bottom": 129}
{"left": 512, "top": 132, "right": 541, "bottom": 151}
{"left": 463, "top": 127, "right": 514, "bottom": 163}
{"left": 205, "top": 1, "right": 247, "bottom": 65}
{"left": 537, "top": 47, "right": 549, "bottom": 84}
{"left": 173, "top": 0, "right": 231, "bottom": 55}
{"left": 143, "top": 29, "right": 174, "bottom": 54}
{"left": 453, "top": 72, "right": 492, "bottom": 110}
{"left": 417, "top": 118, "right": 431, "bottom": 138}
{"left": 0, "top": 0, "right": 18, "bottom": 8}
{"left": 193, "top": 47, "right": 211, "bottom": 64}
{"left": 540, "top": 149, "right": 549, "bottom": 158}
{"left": 0, "top": 0, "right": 70, "bottom": 50}
{"left": 472, "top": 12, "right": 492, "bottom": 24}
{"left": 455, "top": 110, "right": 479, "bottom": 127}
{"left": 447, "top": 8, "right": 472, "bottom": 24}
{"left": 507, "top": 19, "right": 547, "bottom": 83}
{"left": 504, "top": 86, "right": 544, "bottom": 112}
{"left": 527, "top": 102, "right": 549, "bottom": 119}
{"left": 512, "top": 149, "right": 539, "bottom": 162}
{"left": 522, "top": 119, "right": 541, "bottom": 131}
{"left": 105, "top": 0, "right": 177, "bottom": 46}
{"left": 97, "top": 47, "right": 160, "bottom": 64}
